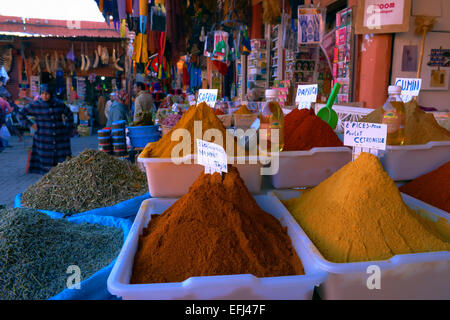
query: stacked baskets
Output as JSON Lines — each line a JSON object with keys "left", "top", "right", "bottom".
{"left": 97, "top": 129, "right": 112, "bottom": 154}
{"left": 111, "top": 121, "right": 128, "bottom": 157}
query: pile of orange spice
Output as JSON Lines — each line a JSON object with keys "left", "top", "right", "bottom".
{"left": 131, "top": 166, "right": 304, "bottom": 284}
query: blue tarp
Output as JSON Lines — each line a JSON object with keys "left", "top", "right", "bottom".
{"left": 15, "top": 192, "right": 150, "bottom": 221}
{"left": 45, "top": 214, "right": 132, "bottom": 300}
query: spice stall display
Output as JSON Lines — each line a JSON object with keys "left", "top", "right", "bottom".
{"left": 107, "top": 166, "right": 328, "bottom": 300}
{"left": 18, "top": 150, "right": 148, "bottom": 218}
{"left": 276, "top": 152, "right": 450, "bottom": 299}
{"left": 0, "top": 208, "right": 130, "bottom": 300}
{"left": 399, "top": 161, "right": 450, "bottom": 213}
{"left": 361, "top": 100, "right": 450, "bottom": 181}
{"left": 271, "top": 108, "right": 351, "bottom": 188}
{"left": 138, "top": 102, "right": 261, "bottom": 197}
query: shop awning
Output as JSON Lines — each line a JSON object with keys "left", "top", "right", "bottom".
{"left": 0, "top": 16, "right": 124, "bottom": 39}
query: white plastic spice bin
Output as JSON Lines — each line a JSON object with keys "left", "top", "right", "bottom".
{"left": 271, "top": 190, "right": 450, "bottom": 300}
{"left": 379, "top": 141, "right": 450, "bottom": 181}
{"left": 270, "top": 147, "right": 352, "bottom": 189}
{"left": 138, "top": 155, "right": 262, "bottom": 197}
{"left": 107, "top": 196, "right": 327, "bottom": 300}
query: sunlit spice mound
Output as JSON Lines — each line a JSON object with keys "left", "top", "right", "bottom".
{"left": 282, "top": 152, "right": 449, "bottom": 263}
{"left": 140, "top": 102, "right": 244, "bottom": 158}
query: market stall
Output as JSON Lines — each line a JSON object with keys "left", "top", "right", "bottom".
{"left": 1, "top": 0, "right": 449, "bottom": 302}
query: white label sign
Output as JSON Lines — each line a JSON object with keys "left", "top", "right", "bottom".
{"left": 344, "top": 122, "right": 387, "bottom": 150}
{"left": 197, "top": 89, "right": 218, "bottom": 108}
{"left": 296, "top": 84, "right": 318, "bottom": 109}
{"left": 395, "top": 78, "right": 422, "bottom": 103}
{"left": 196, "top": 139, "right": 228, "bottom": 174}
{"left": 296, "top": 84, "right": 318, "bottom": 103}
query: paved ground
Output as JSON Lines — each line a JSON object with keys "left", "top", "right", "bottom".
{"left": 0, "top": 134, "right": 98, "bottom": 208}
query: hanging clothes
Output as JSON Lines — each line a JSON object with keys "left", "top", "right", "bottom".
{"left": 165, "top": 0, "right": 187, "bottom": 64}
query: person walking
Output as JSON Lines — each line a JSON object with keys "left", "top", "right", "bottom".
{"left": 17, "top": 84, "right": 74, "bottom": 174}
{"left": 104, "top": 92, "right": 116, "bottom": 125}
{"left": 133, "top": 82, "right": 154, "bottom": 122}
{"left": 97, "top": 93, "right": 108, "bottom": 128}
{"left": 106, "top": 89, "right": 130, "bottom": 127}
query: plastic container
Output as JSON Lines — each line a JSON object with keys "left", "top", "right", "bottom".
{"left": 107, "top": 195, "right": 327, "bottom": 300}
{"left": 271, "top": 189, "right": 450, "bottom": 300}
{"left": 379, "top": 141, "right": 450, "bottom": 181}
{"left": 98, "top": 144, "right": 112, "bottom": 152}
{"left": 129, "top": 134, "right": 161, "bottom": 148}
{"left": 138, "top": 155, "right": 263, "bottom": 197}
{"left": 270, "top": 147, "right": 352, "bottom": 188}
{"left": 112, "top": 128, "right": 126, "bottom": 137}
{"left": 112, "top": 120, "right": 126, "bottom": 129}
{"left": 381, "top": 86, "right": 405, "bottom": 145}
{"left": 217, "top": 114, "right": 232, "bottom": 127}
{"left": 112, "top": 136, "right": 126, "bottom": 144}
{"left": 127, "top": 125, "right": 160, "bottom": 136}
{"left": 127, "top": 125, "right": 161, "bottom": 148}
{"left": 260, "top": 89, "right": 284, "bottom": 152}
{"left": 234, "top": 113, "right": 259, "bottom": 129}
{"left": 98, "top": 129, "right": 111, "bottom": 137}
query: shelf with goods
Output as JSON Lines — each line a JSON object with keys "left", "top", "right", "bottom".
{"left": 247, "top": 39, "right": 268, "bottom": 91}
{"left": 268, "top": 24, "right": 284, "bottom": 87}
{"left": 331, "top": 7, "right": 354, "bottom": 104}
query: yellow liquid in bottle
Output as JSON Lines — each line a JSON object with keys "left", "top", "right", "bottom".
{"left": 260, "top": 101, "right": 284, "bottom": 151}
{"left": 382, "top": 101, "right": 405, "bottom": 145}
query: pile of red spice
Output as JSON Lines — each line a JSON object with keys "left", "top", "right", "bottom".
{"left": 214, "top": 108, "right": 225, "bottom": 115}
{"left": 131, "top": 166, "right": 304, "bottom": 284}
{"left": 283, "top": 108, "right": 343, "bottom": 151}
{"left": 399, "top": 161, "right": 450, "bottom": 213}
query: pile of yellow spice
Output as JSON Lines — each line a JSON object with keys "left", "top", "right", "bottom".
{"left": 282, "top": 152, "right": 449, "bottom": 263}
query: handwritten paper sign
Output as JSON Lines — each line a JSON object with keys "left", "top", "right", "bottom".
{"left": 296, "top": 84, "right": 318, "bottom": 109}
{"left": 395, "top": 78, "right": 422, "bottom": 103}
{"left": 343, "top": 122, "right": 387, "bottom": 150}
{"left": 197, "top": 89, "right": 218, "bottom": 108}
{"left": 196, "top": 139, "right": 228, "bottom": 175}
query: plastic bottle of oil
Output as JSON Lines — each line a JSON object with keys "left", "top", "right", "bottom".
{"left": 259, "top": 89, "right": 284, "bottom": 151}
{"left": 381, "top": 85, "right": 405, "bottom": 145}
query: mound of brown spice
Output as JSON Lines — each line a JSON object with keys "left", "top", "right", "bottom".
{"left": 131, "top": 166, "right": 304, "bottom": 284}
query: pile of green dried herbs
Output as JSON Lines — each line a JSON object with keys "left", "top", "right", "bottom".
{"left": 21, "top": 149, "right": 148, "bottom": 215}
{"left": 0, "top": 208, "right": 123, "bottom": 300}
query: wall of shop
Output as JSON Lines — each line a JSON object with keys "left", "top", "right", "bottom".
{"left": 390, "top": 0, "right": 450, "bottom": 111}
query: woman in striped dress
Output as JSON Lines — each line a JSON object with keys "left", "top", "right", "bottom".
{"left": 18, "top": 84, "right": 74, "bottom": 174}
